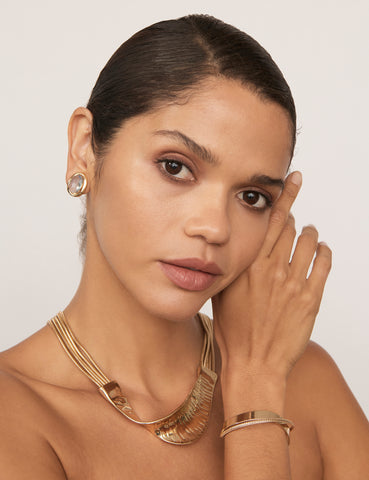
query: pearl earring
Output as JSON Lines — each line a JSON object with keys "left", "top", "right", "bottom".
{"left": 67, "top": 173, "right": 88, "bottom": 197}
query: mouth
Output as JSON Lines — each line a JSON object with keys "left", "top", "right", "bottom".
{"left": 159, "top": 258, "right": 223, "bottom": 291}
{"left": 162, "top": 257, "right": 223, "bottom": 275}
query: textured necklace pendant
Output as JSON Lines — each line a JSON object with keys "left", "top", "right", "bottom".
{"left": 100, "top": 366, "right": 218, "bottom": 445}
{"left": 48, "top": 311, "right": 217, "bottom": 446}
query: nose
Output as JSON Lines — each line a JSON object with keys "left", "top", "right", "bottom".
{"left": 183, "top": 187, "right": 231, "bottom": 245}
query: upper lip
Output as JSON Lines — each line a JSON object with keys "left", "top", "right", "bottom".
{"left": 161, "top": 258, "right": 223, "bottom": 275}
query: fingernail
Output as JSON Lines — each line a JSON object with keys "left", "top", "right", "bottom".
{"left": 290, "top": 171, "right": 302, "bottom": 187}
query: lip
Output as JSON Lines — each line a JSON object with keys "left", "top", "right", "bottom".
{"left": 159, "top": 258, "right": 223, "bottom": 291}
{"left": 162, "top": 258, "right": 224, "bottom": 275}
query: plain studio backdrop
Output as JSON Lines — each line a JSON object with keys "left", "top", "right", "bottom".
{"left": 1, "top": 0, "right": 368, "bottom": 418}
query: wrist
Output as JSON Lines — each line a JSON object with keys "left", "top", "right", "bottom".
{"left": 221, "top": 370, "right": 287, "bottom": 418}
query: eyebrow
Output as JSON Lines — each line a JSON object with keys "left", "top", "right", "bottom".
{"left": 248, "top": 174, "right": 285, "bottom": 190}
{"left": 153, "top": 129, "right": 285, "bottom": 190}
{"left": 153, "top": 129, "right": 219, "bottom": 165}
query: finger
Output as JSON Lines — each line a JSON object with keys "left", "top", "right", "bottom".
{"left": 270, "top": 213, "right": 296, "bottom": 265}
{"left": 258, "top": 171, "right": 302, "bottom": 258}
{"left": 290, "top": 224, "right": 319, "bottom": 278}
{"left": 307, "top": 242, "right": 332, "bottom": 298}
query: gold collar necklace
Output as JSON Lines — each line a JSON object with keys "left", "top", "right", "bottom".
{"left": 48, "top": 311, "right": 218, "bottom": 445}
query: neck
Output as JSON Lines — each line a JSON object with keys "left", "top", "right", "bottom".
{"left": 63, "top": 244, "right": 204, "bottom": 402}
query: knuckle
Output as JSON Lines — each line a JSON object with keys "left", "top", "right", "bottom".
{"left": 286, "top": 214, "right": 296, "bottom": 231}
{"left": 320, "top": 254, "right": 332, "bottom": 272}
{"left": 272, "top": 267, "right": 288, "bottom": 283}
{"left": 286, "top": 223, "right": 296, "bottom": 236}
{"left": 248, "top": 259, "right": 266, "bottom": 277}
{"left": 285, "top": 278, "right": 302, "bottom": 296}
{"left": 270, "top": 208, "right": 286, "bottom": 225}
{"left": 318, "top": 244, "right": 332, "bottom": 265}
{"left": 284, "top": 182, "right": 299, "bottom": 199}
{"left": 300, "top": 289, "right": 315, "bottom": 308}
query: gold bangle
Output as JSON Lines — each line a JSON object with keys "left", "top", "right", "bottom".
{"left": 220, "top": 410, "right": 294, "bottom": 444}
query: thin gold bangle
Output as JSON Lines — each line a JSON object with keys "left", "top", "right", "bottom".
{"left": 220, "top": 410, "right": 294, "bottom": 444}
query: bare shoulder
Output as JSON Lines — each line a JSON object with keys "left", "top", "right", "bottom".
{"left": 0, "top": 333, "right": 68, "bottom": 478}
{"left": 288, "top": 340, "right": 347, "bottom": 391}
{"left": 286, "top": 341, "right": 369, "bottom": 479}
{"left": 287, "top": 340, "right": 367, "bottom": 412}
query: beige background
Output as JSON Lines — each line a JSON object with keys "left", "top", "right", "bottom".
{"left": 1, "top": 0, "right": 368, "bottom": 417}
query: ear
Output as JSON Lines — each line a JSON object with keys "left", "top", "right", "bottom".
{"left": 66, "top": 107, "right": 96, "bottom": 192}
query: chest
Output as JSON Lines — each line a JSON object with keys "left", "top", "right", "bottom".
{"left": 47, "top": 385, "right": 322, "bottom": 480}
{"left": 52, "top": 386, "right": 224, "bottom": 479}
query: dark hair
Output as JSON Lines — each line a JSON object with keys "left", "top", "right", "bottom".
{"left": 79, "top": 14, "right": 296, "bottom": 257}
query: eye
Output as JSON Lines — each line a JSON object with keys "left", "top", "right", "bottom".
{"left": 157, "top": 159, "right": 194, "bottom": 181}
{"left": 237, "top": 190, "right": 271, "bottom": 210}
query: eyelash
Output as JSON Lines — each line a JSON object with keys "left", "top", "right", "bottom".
{"left": 155, "top": 158, "right": 273, "bottom": 212}
{"left": 155, "top": 158, "right": 194, "bottom": 182}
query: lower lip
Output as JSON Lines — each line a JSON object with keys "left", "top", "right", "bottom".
{"left": 159, "top": 262, "right": 218, "bottom": 291}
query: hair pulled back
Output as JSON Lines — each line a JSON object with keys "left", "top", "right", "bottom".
{"left": 80, "top": 14, "right": 296, "bottom": 256}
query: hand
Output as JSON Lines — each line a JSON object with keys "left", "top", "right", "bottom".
{"left": 212, "top": 172, "right": 332, "bottom": 380}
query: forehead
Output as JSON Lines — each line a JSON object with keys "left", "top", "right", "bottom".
{"left": 122, "top": 78, "right": 293, "bottom": 175}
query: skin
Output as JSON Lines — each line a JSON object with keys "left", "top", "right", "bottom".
{"left": 0, "top": 78, "right": 368, "bottom": 479}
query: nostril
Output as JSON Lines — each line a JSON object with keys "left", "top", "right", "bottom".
{"left": 183, "top": 215, "right": 231, "bottom": 245}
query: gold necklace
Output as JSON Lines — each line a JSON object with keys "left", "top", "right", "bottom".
{"left": 48, "top": 311, "right": 218, "bottom": 445}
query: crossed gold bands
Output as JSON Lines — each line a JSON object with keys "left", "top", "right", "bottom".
{"left": 48, "top": 311, "right": 218, "bottom": 445}
{"left": 220, "top": 410, "right": 294, "bottom": 444}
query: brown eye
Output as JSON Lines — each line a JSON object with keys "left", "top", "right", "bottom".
{"left": 237, "top": 190, "right": 270, "bottom": 210}
{"left": 159, "top": 159, "right": 194, "bottom": 180}
{"left": 165, "top": 161, "right": 182, "bottom": 175}
{"left": 244, "top": 191, "right": 262, "bottom": 205}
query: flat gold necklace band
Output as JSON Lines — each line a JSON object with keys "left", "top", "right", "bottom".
{"left": 48, "top": 311, "right": 218, "bottom": 445}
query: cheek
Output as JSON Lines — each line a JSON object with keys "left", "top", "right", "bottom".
{"left": 93, "top": 187, "right": 148, "bottom": 253}
{"left": 229, "top": 214, "right": 270, "bottom": 277}
{"left": 89, "top": 161, "right": 178, "bottom": 265}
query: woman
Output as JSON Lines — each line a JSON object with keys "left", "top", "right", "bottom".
{"left": 0, "top": 14, "right": 368, "bottom": 479}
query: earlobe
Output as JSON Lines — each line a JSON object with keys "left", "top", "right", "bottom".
{"left": 66, "top": 107, "right": 95, "bottom": 192}
{"left": 67, "top": 172, "right": 88, "bottom": 197}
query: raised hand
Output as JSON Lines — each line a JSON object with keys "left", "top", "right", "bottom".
{"left": 212, "top": 172, "right": 332, "bottom": 380}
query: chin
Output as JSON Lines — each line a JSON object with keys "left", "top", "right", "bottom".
{"left": 139, "top": 289, "right": 211, "bottom": 323}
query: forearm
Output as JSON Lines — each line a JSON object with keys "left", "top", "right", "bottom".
{"left": 211, "top": 173, "right": 331, "bottom": 479}
{"left": 222, "top": 370, "right": 291, "bottom": 480}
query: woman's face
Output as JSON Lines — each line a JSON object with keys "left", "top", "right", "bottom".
{"left": 86, "top": 78, "right": 293, "bottom": 321}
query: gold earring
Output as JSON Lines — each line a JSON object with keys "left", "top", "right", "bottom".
{"left": 67, "top": 173, "right": 88, "bottom": 197}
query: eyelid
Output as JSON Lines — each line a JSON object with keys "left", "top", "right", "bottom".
{"left": 156, "top": 148, "right": 199, "bottom": 169}
{"left": 155, "top": 157, "right": 195, "bottom": 182}
{"left": 239, "top": 186, "right": 273, "bottom": 201}
{"left": 237, "top": 189, "right": 273, "bottom": 212}
{"left": 155, "top": 154, "right": 275, "bottom": 211}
